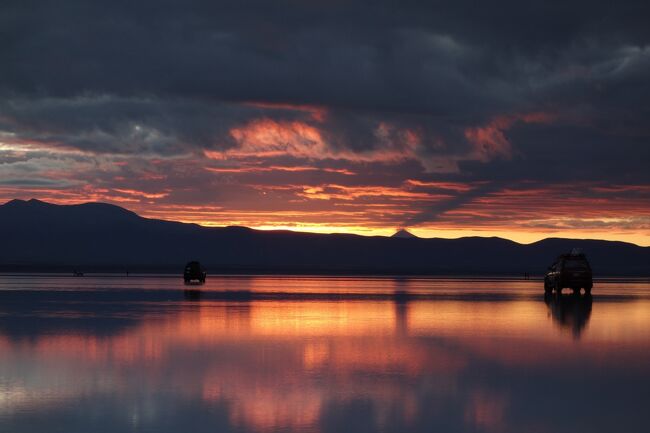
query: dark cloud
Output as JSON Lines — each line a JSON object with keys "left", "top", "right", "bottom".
{"left": 0, "top": 178, "right": 70, "bottom": 187}
{"left": 404, "top": 181, "right": 504, "bottom": 225}
{"left": 2, "top": 2, "right": 648, "bottom": 117}
{"left": 2, "top": 0, "right": 649, "bottom": 111}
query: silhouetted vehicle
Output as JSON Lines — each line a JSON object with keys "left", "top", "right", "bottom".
{"left": 544, "top": 249, "right": 592, "bottom": 294}
{"left": 184, "top": 261, "right": 206, "bottom": 284}
{"left": 73, "top": 270, "right": 84, "bottom": 277}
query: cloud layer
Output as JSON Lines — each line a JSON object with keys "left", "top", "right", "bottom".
{"left": 1, "top": 0, "right": 649, "bottom": 243}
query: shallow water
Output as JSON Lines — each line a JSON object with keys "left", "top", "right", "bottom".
{"left": 0, "top": 275, "right": 649, "bottom": 433}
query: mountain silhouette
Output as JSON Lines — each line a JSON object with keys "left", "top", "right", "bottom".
{"left": 391, "top": 229, "right": 418, "bottom": 239}
{"left": 1, "top": 199, "right": 648, "bottom": 275}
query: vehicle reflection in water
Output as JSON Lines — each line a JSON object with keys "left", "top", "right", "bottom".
{"left": 183, "top": 288, "right": 203, "bottom": 301}
{"left": 0, "top": 276, "right": 649, "bottom": 433}
{"left": 544, "top": 292, "right": 593, "bottom": 338}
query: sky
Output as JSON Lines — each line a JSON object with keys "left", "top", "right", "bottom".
{"left": 1, "top": 1, "right": 649, "bottom": 245}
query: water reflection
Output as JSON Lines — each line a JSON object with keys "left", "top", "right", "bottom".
{"left": 184, "top": 288, "right": 203, "bottom": 301}
{"left": 0, "top": 276, "right": 649, "bottom": 433}
{"left": 544, "top": 292, "right": 593, "bottom": 338}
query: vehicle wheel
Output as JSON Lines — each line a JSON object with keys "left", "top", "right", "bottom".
{"left": 544, "top": 281, "right": 552, "bottom": 293}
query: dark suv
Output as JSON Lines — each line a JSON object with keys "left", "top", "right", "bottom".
{"left": 544, "top": 250, "right": 592, "bottom": 294}
{"left": 183, "top": 261, "right": 206, "bottom": 284}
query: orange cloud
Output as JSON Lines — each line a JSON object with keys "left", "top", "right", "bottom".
{"left": 205, "top": 118, "right": 420, "bottom": 163}
{"left": 296, "top": 184, "right": 449, "bottom": 201}
{"left": 227, "top": 119, "right": 327, "bottom": 159}
{"left": 204, "top": 165, "right": 355, "bottom": 175}
{"left": 465, "top": 112, "right": 556, "bottom": 161}
{"left": 404, "top": 179, "right": 475, "bottom": 192}
{"left": 242, "top": 101, "right": 328, "bottom": 122}
{"left": 113, "top": 188, "right": 170, "bottom": 199}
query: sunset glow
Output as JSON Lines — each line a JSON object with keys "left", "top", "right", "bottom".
{"left": 2, "top": 2, "right": 650, "bottom": 433}
{"left": 1, "top": 1, "right": 649, "bottom": 248}
{"left": 2, "top": 101, "right": 649, "bottom": 246}
{"left": 1, "top": 165, "right": 648, "bottom": 245}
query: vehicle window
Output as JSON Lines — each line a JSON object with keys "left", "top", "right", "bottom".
{"left": 564, "top": 259, "right": 588, "bottom": 270}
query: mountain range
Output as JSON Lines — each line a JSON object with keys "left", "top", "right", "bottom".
{"left": 1, "top": 199, "right": 648, "bottom": 275}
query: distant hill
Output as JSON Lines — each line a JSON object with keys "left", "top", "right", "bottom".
{"left": 391, "top": 229, "right": 418, "bottom": 239}
{"left": 0, "top": 199, "right": 648, "bottom": 276}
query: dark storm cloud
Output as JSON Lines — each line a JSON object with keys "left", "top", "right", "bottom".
{"left": 0, "top": 97, "right": 243, "bottom": 155}
{"left": 2, "top": 0, "right": 649, "bottom": 111}
{"left": 0, "top": 177, "right": 70, "bottom": 187}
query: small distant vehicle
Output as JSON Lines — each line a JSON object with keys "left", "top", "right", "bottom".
{"left": 544, "top": 249, "right": 593, "bottom": 294}
{"left": 183, "top": 261, "right": 206, "bottom": 284}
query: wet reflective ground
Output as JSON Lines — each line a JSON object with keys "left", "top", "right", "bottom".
{"left": 1, "top": 275, "right": 649, "bottom": 433}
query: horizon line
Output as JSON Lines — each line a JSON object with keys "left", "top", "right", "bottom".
{"left": 2, "top": 198, "right": 647, "bottom": 248}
